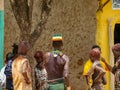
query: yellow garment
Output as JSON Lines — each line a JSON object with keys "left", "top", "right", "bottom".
{"left": 12, "top": 56, "right": 32, "bottom": 90}
{"left": 83, "top": 58, "right": 109, "bottom": 76}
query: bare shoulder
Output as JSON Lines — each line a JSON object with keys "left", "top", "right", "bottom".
{"left": 44, "top": 52, "right": 51, "bottom": 63}
{"left": 44, "top": 52, "right": 51, "bottom": 57}
{"left": 62, "top": 54, "right": 69, "bottom": 62}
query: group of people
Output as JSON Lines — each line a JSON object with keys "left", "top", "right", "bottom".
{"left": 1, "top": 34, "right": 120, "bottom": 90}
{"left": 83, "top": 44, "right": 120, "bottom": 90}
{"left": 0, "top": 34, "right": 70, "bottom": 90}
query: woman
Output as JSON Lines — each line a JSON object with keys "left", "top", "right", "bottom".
{"left": 112, "top": 43, "right": 120, "bottom": 89}
{"left": 12, "top": 41, "right": 32, "bottom": 90}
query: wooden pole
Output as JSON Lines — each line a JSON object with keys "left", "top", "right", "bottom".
{"left": 108, "top": 18, "right": 114, "bottom": 90}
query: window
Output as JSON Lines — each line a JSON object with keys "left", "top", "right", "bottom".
{"left": 112, "top": 0, "right": 120, "bottom": 9}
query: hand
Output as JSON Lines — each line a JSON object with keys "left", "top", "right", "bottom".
{"left": 25, "top": 78, "right": 31, "bottom": 84}
{"left": 67, "top": 86, "right": 71, "bottom": 90}
{"left": 93, "top": 78, "right": 101, "bottom": 84}
{"left": 115, "top": 59, "right": 120, "bottom": 67}
{"left": 26, "top": 80, "right": 31, "bottom": 84}
{"left": 88, "top": 85, "right": 92, "bottom": 90}
{"left": 101, "top": 57, "right": 106, "bottom": 63}
{"left": 38, "top": 62, "right": 44, "bottom": 69}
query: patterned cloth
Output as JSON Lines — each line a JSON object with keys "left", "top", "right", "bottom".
{"left": 0, "top": 65, "right": 6, "bottom": 88}
{"left": 114, "top": 57, "right": 120, "bottom": 90}
{"left": 35, "top": 67, "right": 47, "bottom": 90}
{"left": 4, "top": 59, "right": 13, "bottom": 89}
{"left": 115, "top": 69, "right": 120, "bottom": 90}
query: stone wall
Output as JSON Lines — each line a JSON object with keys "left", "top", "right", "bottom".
{"left": 4, "top": 0, "right": 98, "bottom": 90}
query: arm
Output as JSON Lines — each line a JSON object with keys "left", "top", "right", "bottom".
{"left": 102, "top": 76, "right": 107, "bottom": 85}
{"left": 112, "top": 59, "right": 120, "bottom": 74}
{"left": 63, "top": 55, "right": 70, "bottom": 87}
{"left": 94, "top": 65, "right": 106, "bottom": 83}
{"left": 22, "top": 60, "right": 30, "bottom": 84}
{"left": 101, "top": 57, "right": 112, "bottom": 71}
{"left": 85, "top": 75, "right": 92, "bottom": 90}
{"left": 43, "top": 52, "right": 50, "bottom": 64}
{"left": 112, "top": 61, "right": 120, "bottom": 74}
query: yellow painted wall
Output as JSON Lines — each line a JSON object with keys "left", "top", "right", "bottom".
{"left": 96, "top": 0, "right": 120, "bottom": 90}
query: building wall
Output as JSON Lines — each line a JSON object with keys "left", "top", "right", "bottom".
{"left": 96, "top": 0, "right": 120, "bottom": 90}
{"left": 4, "top": 0, "right": 98, "bottom": 89}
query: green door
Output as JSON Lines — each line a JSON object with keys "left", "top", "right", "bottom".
{"left": 0, "top": 10, "right": 4, "bottom": 68}
{"left": 0, "top": 10, "right": 4, "bottom": 90}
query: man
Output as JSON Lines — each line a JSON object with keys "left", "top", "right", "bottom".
{"left": 0, "top": 52, "right": 14, "bottom": 89}
{"left": 34, "top": 51, "right": 47, "bottom": 90}
{"left": 83, "top": 45, "right": 111, "bottom": 89}
{"left": 111, "top": 43, "right": 120, "bottom": 89}
{"left": 5, "top": 43, "right": 18, "bottom": 90}
{"left": 12, "top": 41, "right": 32, "bottom": 90}
{"left": 44, "top": 34, "right": 70, "bottom": 90}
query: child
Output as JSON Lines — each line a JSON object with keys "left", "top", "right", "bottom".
{"left": 34, "top": 51, "right": 47, "bottom": 90}
{"left": 87, "top": 49, "right": 106, "bottom": 90}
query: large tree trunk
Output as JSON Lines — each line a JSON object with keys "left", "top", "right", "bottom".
{"left": 9, "top": 0, "right": 52, "bottom": 89}
{"left": 10, "top": 0, "right": 52, "bottom": 46}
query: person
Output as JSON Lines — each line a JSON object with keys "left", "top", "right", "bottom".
{"left": 0, "top": 65, "right": 6, "bottom": 89}
{"left": 111, "top": 43, "right": 120, "bottom": 89}
{"left": 86, "top": 49, "right": 106, "bottom": 90}
{"left": 44, "top": 34, "right": 70, "bottom": 90}
{"left": 34, "top": 51, "right": 47, "bottom": 90}
{"left": 4, "top": 43, "right": 18, "bottom": 90}
{"left": 12, "top": 41, "right": 32, "bottom": 90}
{"left": 83, "top": 45, "right": 110, "bottom": 89}
{"left": 0, "top": 52, "right": 13, "bottom": 89}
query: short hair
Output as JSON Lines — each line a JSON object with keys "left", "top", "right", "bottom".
{"left": 6, "top": 52, "right": 14, "bottom": 61}
{"left": 18, "top": 41, "right": 30, "bottom": 55}
{"left": 34, "top": 51, "right": 43, "bottom": 60}
{"left": 12, "top": 43, "right": 18, "bottom": 55}
{"left": 89, "top": 49, "right": 100, "bottom": 60}
{"left": 112, "top": 43, "right": 120, "bottom": 51}
{"left": 91, "top": 45, "right": 101, "bottom": 51}
{"left": 52, "top": 41, "right": 63, "bottom": 47}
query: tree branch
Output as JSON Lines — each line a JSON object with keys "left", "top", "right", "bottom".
{"left": 10, "top": 0, "right": 33, "bottom": 41}
{"left": 29, "top": 0, "right": 52, "bottom": 46}
{"left": 97, "top": 0, "right": 110, "bottom": 11}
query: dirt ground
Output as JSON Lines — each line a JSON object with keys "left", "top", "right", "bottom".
{"left": 4, "top": 0, "right": 98, "bottom": 90}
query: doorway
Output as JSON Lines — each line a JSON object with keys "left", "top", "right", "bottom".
{"left": 114, "top": 24, "right": 120, "bottom": 44}
{"left": 113, "top": 23, "right": 120, "bottom": 89}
